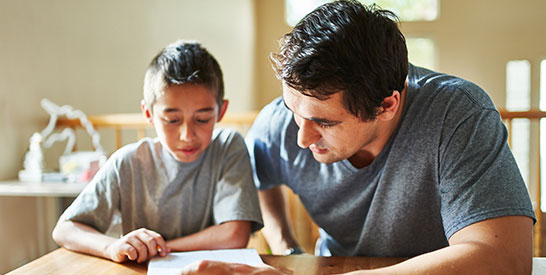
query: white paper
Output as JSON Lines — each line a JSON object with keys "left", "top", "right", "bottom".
{"left": 148, "top": 248, "right": 264, "bottom": 275}
{"left": 533, "top": 257, "right": 546, "bottom": 275}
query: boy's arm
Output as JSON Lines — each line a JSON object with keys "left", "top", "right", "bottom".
{"left": 166, "top": 220, "right": 251, "bottom": 251}
{"left": 52, "top": 219, "right": 169, "bottom": 263}
{"left": 258, "top": 187, "right": 301, "bottom": 254}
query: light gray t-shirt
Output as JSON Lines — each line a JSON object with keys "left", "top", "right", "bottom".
{"left": 246, "top": 64, "right": 535, "bottom": 257}
{"left": 62, "top": 128, "right": 263, "bottom": 240}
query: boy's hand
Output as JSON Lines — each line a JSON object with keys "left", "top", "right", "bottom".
{"left": 180, "top": 260, "right": 289, "bottom": 275}
{"left": 105, "top": 228, "right": 170, "bottom": 263}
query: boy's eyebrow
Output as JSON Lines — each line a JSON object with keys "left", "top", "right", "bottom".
{"left": 282, "top": 98, "right": 341, "bottom": 125}
{"left": 162, "top": 107, "right": 216, "bottom": 113}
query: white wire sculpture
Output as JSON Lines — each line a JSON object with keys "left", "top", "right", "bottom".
{"left": 19, "top": 98, "right": 104, "bottom": 182}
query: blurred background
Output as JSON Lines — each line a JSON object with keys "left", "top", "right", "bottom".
{"left": 1, "top": 0, "right": 546, "bottom": 272}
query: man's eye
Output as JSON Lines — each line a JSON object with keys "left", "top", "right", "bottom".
{"left": 318, "top": 123, "right": 334, "bottom": 129}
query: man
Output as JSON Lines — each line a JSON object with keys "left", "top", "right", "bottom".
{"left": 183, "top": 0, "right": 535, "bottom": 274}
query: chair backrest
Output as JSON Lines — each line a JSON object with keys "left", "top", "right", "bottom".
{"left": 56, "top": 111, "right": 259, "bottom": 151}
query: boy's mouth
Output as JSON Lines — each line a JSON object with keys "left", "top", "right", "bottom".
{"left": 178, "top": 147, "right": 199, "bottom": 155}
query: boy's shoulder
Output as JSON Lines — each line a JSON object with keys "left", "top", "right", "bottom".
{"left": 108, "top": 137, "right": 161, "bottom": 165}
{"left": 206, "top": 128, "right": 248, "bottom": 156}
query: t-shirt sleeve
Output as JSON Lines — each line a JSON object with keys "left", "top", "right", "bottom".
{"left": 439, "top": 108, "right": 536, "bottom": 238}
{"left": 59, "top": 156, "right": 121, "bottom": 233}
{"left": 212, "top": 131, "right": 263, "bottom": 232}
{"left": 245, "top": 98, "right": 285, "bottom": 190}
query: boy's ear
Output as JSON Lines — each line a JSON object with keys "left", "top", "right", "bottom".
{"left": 216, "top": 100, "right": 229, "bottom": 122}
{"left": 141, "top": 100, "right": 153, "bottom": 123}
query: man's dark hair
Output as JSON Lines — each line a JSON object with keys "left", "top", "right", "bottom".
{"left": 271, "top": 0, "right": 408, "bottom": 121}
{"left": 143, "top": 40, "right": 224, "bottom": 112}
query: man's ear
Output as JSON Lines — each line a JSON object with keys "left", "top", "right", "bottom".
{"left": 377, "top": 90, "right": 400, "bottom": 121}
{"left": 141, "top": 100, "right": 153, "bottom": 123}
{"left": 216, "top": 100, "right": 229, "bottom": 122}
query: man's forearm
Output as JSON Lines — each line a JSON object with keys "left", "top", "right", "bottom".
{"left": 258, "top": 187, "right": 300, "bottom": 254}
{"left": 347, "top": 216, "right": 533, "bottom": 275}
{"left": 346, "top": 242, "right": 528, "bottom": 275}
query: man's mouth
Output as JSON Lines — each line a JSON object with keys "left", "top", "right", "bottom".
{"left": 309, "top": 144, "right": 328, "bottom": 154}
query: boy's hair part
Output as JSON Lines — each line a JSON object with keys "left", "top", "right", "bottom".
{"left": 143, "top": 40, "right": 225, "bottom": 112}
{"left": 271, "top": 0, "right": 408, "bottom": 121}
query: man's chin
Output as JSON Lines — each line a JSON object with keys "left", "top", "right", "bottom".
{"left": 311, "top": 152, "right": 339, "bottom": 164}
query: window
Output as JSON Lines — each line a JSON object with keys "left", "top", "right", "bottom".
{"left": 359, "top": 0, "right": 438, "bottom": 21}
{"left": 285, "top": 0, "right": 437, "bottom": 70}
{"left": 406, "top": 37, "right": 436, "bottom": 70}
{"left": 505, "top": 60, "right": 531, "bottom": 199}
{"left": 540, "top": 60, "right": 546, "bottom": 211}
{"left": 285, "top": 0, "right": 439, "bottom": 27}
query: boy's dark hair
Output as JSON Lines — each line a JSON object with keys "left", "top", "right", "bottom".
{"left": 143, "top": 40, "right": 224, "bottom": 112}
{"left": 271, "top": 0, "right": 408, "bottom": 121}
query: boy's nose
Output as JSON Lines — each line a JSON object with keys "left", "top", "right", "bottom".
{"left": 296, "top": 119, "right": 321, "bottom": 149}
{"left": 179, "top": 123, "right": 196, "bottom": 141}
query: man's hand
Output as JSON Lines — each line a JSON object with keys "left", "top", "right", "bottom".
{"left": 105, "top": 228, "right": 170, "bottom": 263}
{"left": 180, "top": 260, "right": 288, "bottom": 275}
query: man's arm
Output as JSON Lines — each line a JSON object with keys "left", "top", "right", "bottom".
{"left": 346, "top": 215, "right": 533, "bottom": 275}
{"left": 52, "top": 219, "right": 169, "bottom": 263}
{"left": 183, "top": 215, "right": 532, "bottom": 274}
{"left": 258, "top": 187, "right": 301, "bottom": 254}
{"left": 166, "top": 220, "right": 251, "bottom": 251}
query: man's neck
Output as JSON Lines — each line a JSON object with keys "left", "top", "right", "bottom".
{"left": 348, "top": 86, "right": 407, "bottom": 168}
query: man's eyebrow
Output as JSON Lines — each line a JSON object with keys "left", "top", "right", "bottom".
{"left": 282, "top": 98, "right": 341, "bottom": 125}
{"left": 308, "top": 117, "right": 341, "bottom": 125}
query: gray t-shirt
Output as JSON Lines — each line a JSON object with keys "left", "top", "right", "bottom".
{"left": 246, "top": 64, "right": 535, "bottom": 257}
{"left": 62, "top": 128, "right": 263, "bottom": 240}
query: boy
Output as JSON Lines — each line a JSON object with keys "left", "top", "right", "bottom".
{"left": 52, "top": 41, "right": 263, "bottom": 263}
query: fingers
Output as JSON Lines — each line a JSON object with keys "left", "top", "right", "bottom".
{"left": 144, "top": 230, "right": 169, "bottom": 257}
{"left": 121, "top": 228, "right": 168, "bottom": 263}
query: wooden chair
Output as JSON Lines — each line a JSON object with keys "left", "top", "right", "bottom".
{"left": 499, "top": 109, "right": 546, "bottom": 257}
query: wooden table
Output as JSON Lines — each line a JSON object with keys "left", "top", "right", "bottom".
{"left": 7, "top": 248, "right": 406, "bottom": 274}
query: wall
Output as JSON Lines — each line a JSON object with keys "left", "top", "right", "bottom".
{"left": 0, "top": 0, "right": 255, "bottom": 272}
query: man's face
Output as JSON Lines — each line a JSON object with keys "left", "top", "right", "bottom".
{"left": 143, "top": 83, "right": 226, "bottom": 163}
{"left": 282, "top": 83, "right": 383, "bottom": 165}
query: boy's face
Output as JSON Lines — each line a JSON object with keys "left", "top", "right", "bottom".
{"left": 142, "top": 84, "right": 228, "bottom": 163}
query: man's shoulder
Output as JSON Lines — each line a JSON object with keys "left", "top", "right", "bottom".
{"left": 408, "top": 65, "right": 497, "bottom": 112}
{"left": 248, "top": 97, "right": 294, "bottom": 139}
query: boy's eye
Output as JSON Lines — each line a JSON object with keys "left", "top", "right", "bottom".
{"left": 163, "top": 118, "right": 180, "bottom": 124}
{"left": 196, "top": 117, "right": 213, "bottom": 124}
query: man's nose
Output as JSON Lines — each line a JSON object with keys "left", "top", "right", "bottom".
{"left": 297, "top": 119, "right": 321, "bottom": 148}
